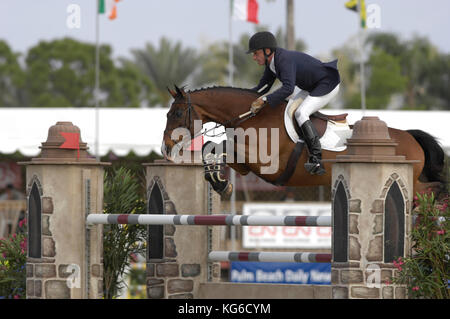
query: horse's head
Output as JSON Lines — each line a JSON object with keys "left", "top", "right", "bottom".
{"left": 162, "top": 85, "right": 203, "bottom": 161}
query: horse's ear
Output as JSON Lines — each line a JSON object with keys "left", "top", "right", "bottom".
{"left": 174, "top": 85, "right": 185, "bottom": 97}
{"left": 167, "top": 87, "right": 177, "bottom": 98}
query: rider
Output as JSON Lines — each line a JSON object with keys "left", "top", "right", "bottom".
{"left": 247, "top": 31, "right": 340, "bottom": 175}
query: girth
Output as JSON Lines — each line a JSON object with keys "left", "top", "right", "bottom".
{"left": 273, "top": 142, "right": 305, "bottom": 186}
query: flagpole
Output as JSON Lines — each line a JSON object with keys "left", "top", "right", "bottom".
{"left": 358, "top": 0, "right": 366, "bottom": 114}
{"left": 229, "top": 0, "right": 236, "bottom": 251}
{"left": 228, "top": 1, "right": 234, "bottom": 86}
{"left": 95, "top": 0, "right": 100, "bottom": 160}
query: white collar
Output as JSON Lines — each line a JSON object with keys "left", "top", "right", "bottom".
{"left": 269, "top": 54, "right": 276, "bottom": 73}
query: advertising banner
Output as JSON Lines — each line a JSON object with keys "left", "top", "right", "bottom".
{"left": 230, "top": 262, "right": 331, "bottom": 285}
{"left": 242, "top": 203, "right": 331, "bottom": 248}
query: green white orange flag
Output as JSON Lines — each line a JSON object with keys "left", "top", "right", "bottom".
{"left": 99, "top": 0, "right": 121, "bottom": 20}
{"left": 232, "top": 0, "right": 259, "bottom": 24}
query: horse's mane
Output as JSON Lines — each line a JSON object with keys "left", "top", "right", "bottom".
{"left": 187, "top": 86, "right": 260, "bottom": 98}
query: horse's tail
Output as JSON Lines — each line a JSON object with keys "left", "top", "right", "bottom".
{"left": 407, "top": 129, "right": 446, "bottom": 184}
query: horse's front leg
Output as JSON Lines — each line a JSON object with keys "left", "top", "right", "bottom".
{"left": 201, "top": 140, "right": 255, "bottom": 196}
{"left": 201, "top": 141, "right": 235, "bottom": 196}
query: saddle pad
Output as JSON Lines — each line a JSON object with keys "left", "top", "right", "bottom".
{"left": 284, "top": 101, "right": 353, "bottom": 152}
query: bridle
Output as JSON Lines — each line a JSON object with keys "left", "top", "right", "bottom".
{"left": 167, "top": 91, "right": 257, "bottom": 148}
{"left": 170, "top": 91, "right": 196, "bottom": 131}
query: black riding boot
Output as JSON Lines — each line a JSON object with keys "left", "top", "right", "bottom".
{"left": 301, "top": 120, "right": 326, "bottom": 175}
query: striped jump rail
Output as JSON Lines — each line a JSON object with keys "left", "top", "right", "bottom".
{"left": 208, "top": 251, "right": 332, "bottom": 263}
{"left": 86, "top": 214, "right": 331, "bottom": 227}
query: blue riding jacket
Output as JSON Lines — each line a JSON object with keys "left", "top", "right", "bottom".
{"left": 252, "top": 47, "right": 340, "bottom": 108}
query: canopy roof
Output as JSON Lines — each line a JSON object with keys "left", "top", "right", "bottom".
{"left": 1, "top": 108, "right": 449, "bottom": 157}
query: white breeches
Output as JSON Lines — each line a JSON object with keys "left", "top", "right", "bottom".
{"left": 292, "top": 84, "right": 340, "bottom": 126}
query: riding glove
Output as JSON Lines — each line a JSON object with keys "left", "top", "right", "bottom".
{"left": 250, "top": 98, "right": 265, "bottom": 114}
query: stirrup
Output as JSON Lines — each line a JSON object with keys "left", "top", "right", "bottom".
{"left": 304, "top": 161, "right": 326, "bottom": 175}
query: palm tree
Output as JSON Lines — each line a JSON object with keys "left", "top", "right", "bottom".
{"left": 130, "top": 37, "right": 201, "bottom": 107}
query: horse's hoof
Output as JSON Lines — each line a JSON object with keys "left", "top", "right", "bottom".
{"left": 220, "top": 183, "right": 233, "bottom": 197}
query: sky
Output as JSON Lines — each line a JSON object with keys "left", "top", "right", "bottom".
{"left": 1, "top": 0, "right": 450, "bottom": 61}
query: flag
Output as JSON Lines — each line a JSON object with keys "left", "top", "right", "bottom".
{"left": 232, "top": 0, "right": 259, "bottom": 24}
{"left": 59, "top": 132, "right": 80, "bottom": 159}
{"left": 345, "top": 0, "right": 358, "bottom": 11}
{"left": 99, "top": 0, "right": 120, "bottom": 20}
{"left": 359, "top": 0, "right": 366, "bottom": 29}
{"left": 345, "top": 0, "right": 366, "bottom": 29}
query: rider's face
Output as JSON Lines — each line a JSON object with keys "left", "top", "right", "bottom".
{"left": 252, "top": 49, "right": 265, "bottom": 66}
{"left": 252, "top": 49, "right": 273, "bottom": 66}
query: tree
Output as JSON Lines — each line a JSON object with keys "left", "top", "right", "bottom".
{"left": 365, "top": 48, "right": 407, "bottom": 109}
{"left": 105, "top": 58, "right": 155, "bottom": 107}
{"left": 366, "top": 32, "right": 406, "bottom": 57}
{"left": 331, "top": 44, "right": 360, "bottom": 108}
{"left": 401, "top": 36, "right": 440, "bottom": 109}
{"left": 344, "top": 47, "right": 406, "bottom": 109}
{"left": 130, "top": 38, "right": 201, "bottom": 107}
{"left": 0, "top": 41, "right": 26, "bottom": 107}
{"left": 425, "top": 53, "right": 450, "bottom": 110}
{"left": 102, "top": 167, "right": 146, "bottom": 299}
{"left": 192, "top": 41, "right": 229, "bottom": 87}
{"left": 366, "top": 33, "right": 449, "bottom": 110}
{"left": 25, "top": 37, "right": 153, "bottom": 107}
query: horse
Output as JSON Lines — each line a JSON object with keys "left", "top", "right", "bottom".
{"left": 162, "top": 85, "right": 446, "bottom": 198}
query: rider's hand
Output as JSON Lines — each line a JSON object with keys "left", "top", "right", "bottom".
{"left": 250, "top": 98, "right": 265, "bottom": 114}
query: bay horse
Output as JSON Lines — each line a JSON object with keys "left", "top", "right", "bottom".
{"left": 162, "top": 85, "right": 446, "bottom": 198}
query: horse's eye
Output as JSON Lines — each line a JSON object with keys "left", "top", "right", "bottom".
{"left": 175, "top": 110, "right": 182, "bottom": 118}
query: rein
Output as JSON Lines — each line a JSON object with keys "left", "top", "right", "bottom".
{"left": 202, "top": 111, "right": 256, "bottom": 138}
{"left": 173, "top": 91, "right": 258, "bottom": 146}
{"left": 189, "top": 84, "right": 268, "bottom": 139}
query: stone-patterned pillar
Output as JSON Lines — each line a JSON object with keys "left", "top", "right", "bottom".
{"left": 20, "top": 122, "right": 109, "bottom": 299}
{"left": 144, "top": 160, "right": 221, "bottom": 299}
{"left": 330, "top": 117, "right": 417, "bottom": 299}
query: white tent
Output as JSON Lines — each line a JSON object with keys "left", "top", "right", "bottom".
{"left": 1, "top": 108, "right": 168, "bottom": 157}
{"left": 0, "top": 108, "right": 449, "bottom": 157}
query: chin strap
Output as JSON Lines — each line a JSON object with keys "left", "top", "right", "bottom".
{"left": 264, "top": 48, "right": 274, "bottom": 66}
{"left": 263, "top": 48, "right": 275, "bottom": 66}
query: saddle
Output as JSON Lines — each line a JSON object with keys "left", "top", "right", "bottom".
{"left": 285, "top": 97, "right": 348, "bottom": 139}
{"left": 275, "top": 102, "right": 350, "bottom": 186}
{"left": 297, "top": 111, "right": 348, "bottom": 139}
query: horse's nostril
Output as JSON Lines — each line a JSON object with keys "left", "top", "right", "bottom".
{"left": 161, "top": 141, "right": 171, "bottom": 159}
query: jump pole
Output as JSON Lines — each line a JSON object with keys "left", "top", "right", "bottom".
{"left": 86, "top": 214, "right": 331, "bottom": 227}
{"left": 208, "top": 251, "right": 332, "bottom": 263}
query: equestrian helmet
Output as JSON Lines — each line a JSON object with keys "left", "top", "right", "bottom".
{"left": 246, "top": 31, "right": 277, "bottom": 54}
